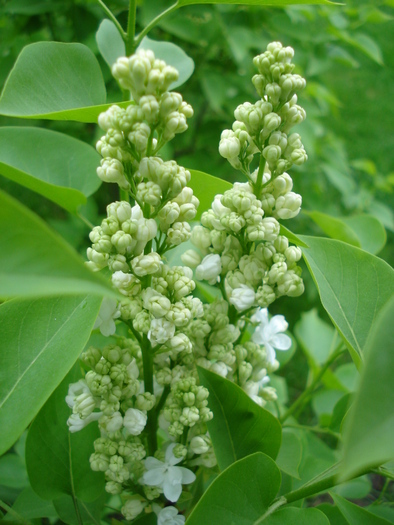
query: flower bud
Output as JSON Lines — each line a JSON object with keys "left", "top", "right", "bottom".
{"left": 274, "top": 192, "right": 302, "bottom": 219}
{"left": 195, "top": 254, "right": 222, "bottom": 285}
{"left": 123, "top": 408, "right": 148, "bottom": 435}
{"left": 181, "top": 249, "right": 202, "bottom": 268}
{"left": 229, "top": 285, "right": 256, "bottom": 312}
{"left": 132, "top": 252, "right": 161, "bottom": 277}
{"left": 190, "top": 435, "right": 211, "bottom": 455}
{"left": 121, "top": 498, "right": 147, "bottom": 521}
{"left": 148, "top": 318, "right": 176, "bottom": 347}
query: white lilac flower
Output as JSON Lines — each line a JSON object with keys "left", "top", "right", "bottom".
{"left": 123, "top": 408, "right": 147, "bottom": 436}
{"left": 67, "top": 411, "right": 102, "bottom": 433}
{"left": 148, "top": 318, "right": 176, "bottom": 347}
{"left": 251, "top": 308, "right": 291, "bottom": 364}
{"left": 158, "top": 506, "right": 185, "bottom": 525}
{"left": 93, "top": 298, "right": 121, "bottom": 336}
{"left": 195, "top": 253, "right": 222, "bottom": 285}
{"left": 141, "top": 443, "right": 196, "bottom": 502}
{"left": 229, "top": 284, "right": 256, "bottom": 312}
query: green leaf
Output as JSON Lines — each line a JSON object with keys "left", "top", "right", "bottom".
{"left": 280, "top": 225, "right": 309, "bottom": 248}
{"left": 138, "top": 37, "right": 194, "bottom": 90}
{"left": 185, "top": 452, "right": 281, "bottom": 525}
{"left": 263, "top": 507, "right": 330, "bottom": 525}
{"left": 276, "top": 429, "right": 302, "bottom": 479}
{"left": 0, "top": 42, "right": 107, "bottom": 120}
{"left": 177, "top": 0, "right": 335, "bottom": 5}
{"left": 26, "top": 366, "right": 105, "bottom": 501}
{"left": 0, "top": 190, "right": 117, "bottom": 298}
{"left": 0, "top": 454, "right": 28, "bottom": 489}
{"left": 0, "top": 127, "right": 101, "bottom": 213}
{"left": 341, "top": 215, "right": 387, "bottom": 255}
{"left": 188, "top": 170, "right": 232, "bottom": 220}
{"left": 53, "top": 493, "right": 106, "bottom": 525}
{"left": 329, "top": 393, "right": 352, "bottom": 433}
{"left": 331, "top": 494, "right": 393, "bottom": 525}
{"left": 0, "top": 295, "right": 101, "bottom": 455}
{"left": 96, "top": 19, "right": 126, "bottom": 68}
{"left": 5, "top": 487, "right": 58, "bottom": 519}
{"left": 300, "top": 236, "right": 394, "bottom": 367}
{"left": 305, "top": 211, "right": 386, "bottom": 254}
{"left": 295, "top": 309, "right": 337, "bottom": 366}
{"left": 340, "top": 296, "right": 394, "bottom": 479}
{"left": 198, "top": 367, "right": 282, "bottom": 470}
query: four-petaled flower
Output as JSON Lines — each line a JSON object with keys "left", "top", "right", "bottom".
{"left": 141, "top": 443, "right": 196, "bottom": 502}
{"left": 251, "top": 308, "right": 291, "bottom": 364}
{"left": 158, "top": 506, "right": 185, "bottom": 525}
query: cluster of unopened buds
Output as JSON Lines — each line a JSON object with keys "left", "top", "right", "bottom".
{"left": 66, "top": 42, "right": 307, "bottom": 522}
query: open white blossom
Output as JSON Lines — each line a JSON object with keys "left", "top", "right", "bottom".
{"left": 229, "top": 284, "right": 256, "bottom": 312}
{"left": 123, "top": 408, "right": 147, "bottom": 436}
{"left": 195, "top": 254, "right": 222, "bottom": 285}
{"left": 141, "top": 443, "right": 196, "bottom": 502}
{"left": 93, "top": 298, "right": 121, "bottom": 336}
{"left": 158, "top": 506, "right": 185, "bottom": 525}
{"left": 67, "top": 411, "right": 102, "bottom": 433}
{"left": 251, "top": 308, "right": 291, "bottom": 364}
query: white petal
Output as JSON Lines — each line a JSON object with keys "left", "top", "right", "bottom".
{"left": 163, "top": 468, "right": 183, "bottom": 502}
{"left": 100, "top": 319, "right": 116, "bottom": 337}
{"left": 178, "top": 466, "right": 196, "bottom": 484}
{"left": 265, "top": 344, "right": 276, "bottom": 365}
{"left": 269, "top": 315, "right": 288, "bottom": 334}
{"left": 270, "top": 333, "right": 291, "bottom": 351}
{"left": 145, "top": 457, "right": 164, "bottom": 470}
{"left": 143, "top": 466, "right": 166, "bottom": 486}
{"left": 166, "top": 443, "right": 182, "bottom": 465}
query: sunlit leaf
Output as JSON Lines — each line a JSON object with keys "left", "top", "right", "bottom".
{"left": 96, "top": 19, "right": 126, "bottom": 68}
{"left": 0, "top": 295, "right": 101, "bottom": 455}
{"left": 185, "top": 453, "right": 281, "bottom": 525}
{"left": 0, "top": 42, "right": 107, "bottom": 120}
{"left": 0, "top": 127, "right": 101, "bottom": 213}
{"left": 0, "top": 190, "right": 117, "bottom": 298}
{"left": 341, "top": 296, "right": 394, "bottom": 479}
{"left": 198, "top": 367, "right": 282, "bottom": 470}
{"left": 188, "top": 170, "right": 232, "bottom": 220}
{"left": 300, "top": 236, "right": 394, "bottom": 366}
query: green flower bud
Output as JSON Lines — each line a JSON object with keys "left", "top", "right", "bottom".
{"left": 142, "top": 288, "right": 172, "bottom": 318}
{"left": 181, "top": 249, "right": 202, "bottom": 268}
{"left": 162, "top": 111, "right": 188, "bottom": 141}
{"left": 101, "top": 216, "right": 120, "bottom": 235}
{"left": 219, "top": 130, "right": 241, "bottom": 159}
{"left": 106, "top": 481, "right": 122, "bottom": 494}
{"left": 239, "top": 362, "right": 253, "bottom": 384}
{"left": 132, "top": 252, "right": 161, "bottom": 277}
{"left": 120, "top": 298, "right": 142, "bottom": 320}
{"left": 139, "top": 94, "right": 160, "bottom": 123}
{"left": 269, "top": 131, "right": 288, "bottom": 152}
{"left": 112, "top": 271, "right": 141, "bottom": 296}
{"left": 107, "top": 201, "right": 132, "bottom": 223}
{"left": 135, "top": 392, "right": 156, "bottom": 411}
{"left": 263, "top": 144, "right": 282, "bottom": 166}
{"left": 98, "top": 105, "right": 125, "bottom": 131}
{"left": 136, "top": 181, "right": 162, "bottom": 207}
{"left": 86, "top": 371, "right": 112, "bottom": 396}
{"left": 265, "top": 83, "right": 281, "bottom": 106}
{"left": 274, "top": 235, "right": 289, "bottom": 253}
{"left": 111, "top": 230, "right": 133, "bottom": 254}
{"left": 128, "top": 122, "right": 151, "bottom": 153}
{"left": 277, "top": 270, "right": 304, "bottom": 297}
{"left": 190, "top": 435, "right": 211, "bottom": 455}
{"left": 86, "top": 248, "right": 109, "bottom": 270}
{"left": 274, "top": 191, "right": 302, "bottom": 219}
{"left": 167, "top": 221, "right": 191, "bottom": 245}
{"left": 160, "top": 92, "right": 183, "bottom": 117}
{"left": 108, "top": 254, "right": 129, "bottom": 273}
{"left": 133, "top": 310, "right": 151, "bottom": 334}
{"left": 156, "top": 367, "right": 172, "bottom": 385}
{"left": 95, "top": 358, "right": 111, "bottom": 375}
{"left": 94, "top": 437, "right": 118, "bottom": 456}
{"left": 97, "top": 158, "right": 130, "bottom": 189}
{"left": 121, "top": 497, "right": 147, "bottom": 521}
{"left": 166, "top": 304, "right": 192, "bottom": 328}
{"left": 285, "top": 246, "right": 302, "bottom": 263}
{"left": 90, "top": 452, "right": 110, "bottom": 472}
{"left": 82, "top": 346, "right": 102, "bottom": 368}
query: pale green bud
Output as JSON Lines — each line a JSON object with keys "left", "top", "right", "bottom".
{"left": 94, "top": 437, "right": 118, "bottom": 456}
{"left": 167, "top": 221, "right": 191, "bottom": 245}
{"left": 133, "top": 310, "right": 151, "bottom": 333}
{"left": 120, "top": 298, "right": 142, "bottom": 320}
{"left": 162, "top": 111, "right": 188, "bottom": 141}
{"left": 181, "top": 249, "right": 202, "bottom": 268}
{"left": 98, "top": 105, "right": 125, "bottom": 132}
{"left": 190, "top": 435, "right": 210, "bottom": 455}
{"left": 97, "top": 158, "right": 130, "bottom": 189}
{"left": 272, "top": 173, "right": 293, "bottom": 197}
{"left": 135, "top": 392, "right": 156, "bottom": 412}
{"left": 86, "top": 248, "right": 109, "bottom": 270}
{"left": 285, "top": 246, "right": 302, "bottom": 263}
{"left": 268, "top": 262, "right": 287, "bottom": 284}
{"left": 178, "top": 202, "right": 198, "bottom": 222}
{"left": 132, "top": 252, "right": 161, "bottom": 277}
{"left": 279, "top": 73, "right": 306, "bottom": 99}
{"left": 90, "top": 452, "right": 110, "bottom": 472}
{"left": 112, "top": 271, "right": 141, "bottom": 296}
{"left": 277, "top": 270, "right": 304, "bottom": 297}
{"left": 101, "top": 216, "right": 120, "bottom": 236}
{"left": 166, "top": 303, "right": 192, "bottom": 328}
{"left": 99, "top": 411, "right": 123, "bottom": 433}
{"left": 121, "top": 498, "right": 147, "bottom": 521}
{"left": 221, "top": 212, "right": 246, "bottom": 233}
{"left": 265, "top": 83, "right": 281, "bottom": 106}
{"left": 156, "top": 367, "right": 172, "bottom": 385}
{"left": 269, "top": 131, "right": 288, "bottom": 152}
{"left": 144, "top": 485, "right": 163, "bottom": 500}
{"left": 210, "top": 324, "right": 240, "bottom": 345}
{"left": 219, "top": 130, "right": 241, "bottom": 159}
{"left": 160, "top": 92, "right": 183, "bottom": 117}
{"left": 179, "top": 100, "right": 194, "bottom": 118}
{"left": 82, "top": 346, "right": 102, "bottom": 368}
{"left": 210, "top": 230, "right": 227, "bottom": 252}
{"left": 136, "top": 181, "right": 162, "bottom": 207}
{"left": 274, "top": 192, "right": 302, "bottom": 219}
{"left": 139, "top": 94, "right": 160, "bottom": 123}
{"left": 111, "top": 230, "right": 133, "bottom": 254}
{"left": 191, "top": 225, "right": 211, "bottom": 250}
{"left": 86, "top": 371, "right": 112, "bottom": 396}
{"left": 274, "top": 235, "right": 289, "bottom": 253}
{"left": 234, "top": 102, "right": 264, "bottom": 135}
{"left": 107, "top": 201, "right": 132, "bottom": 223}
{"left": 142, "top": 288, "right": 171, "bottom": 318}
{"left": 173, "top": 277, "right": 195, "bottom": 301}
{"left": 106, "top": 481, "right": 122, "bottom": 494}
{"left": 239, "top": 362, "right": 253, "bottom": 384}
{"left": 263, "top": 144, "right": 282, "bottom": 166}
{"left": 128, "top": 122, "right": 151, "bottom": 153}
{"left": 158, "top": 202, "right": 180, "bottom": 231}
{"left": 227, "top": 269, "right": 246, "bottom": 289}
{"left": 239, "top": 255, "right": 267, "bottom": 287}
{"left": 95, "top": 358, "right": 111, "bottom": 375}
{"left": 261, "top": 386, "right": 278, "bottom": 402}
{"left": 195, "top": 254, "right": 221, "bottom": 285}
{"left": 290, "top": 148, "right": 308, "bottom": 165}
{"left": 180, "top": 406, "right": 200, "bottom": 426}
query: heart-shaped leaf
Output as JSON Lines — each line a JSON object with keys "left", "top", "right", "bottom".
{"left": 0, "top": 127, "right": 101, "bottom": 213}
{"left": 0, "top": 295, "right": 101, "bottom": 455}
{"left": 198, "top": 367, "right": 282, "bottom": 470}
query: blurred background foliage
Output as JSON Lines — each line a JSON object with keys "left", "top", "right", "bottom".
{"left": 0, "top": 0, "right": 393, "bottom": 515}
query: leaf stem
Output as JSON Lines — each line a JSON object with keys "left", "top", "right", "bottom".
{"left": 279, "top": 345, "right": 345, "bottom": 423}
{"left": 134, "top": 2, "right": 180, "bottom": 48}
{"left": 254, "top": 497, "right": 286, "bottom": 524}
{"left": 96, "top": 0, "right": 126, "bottom": 39}
{"left": 126, "top": 0, "right": 137, "bottom": 54}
